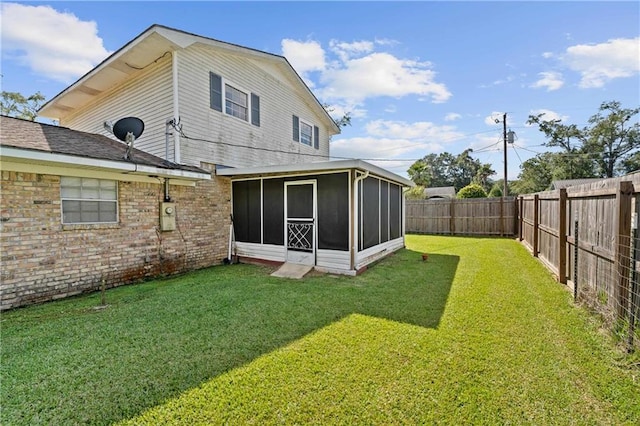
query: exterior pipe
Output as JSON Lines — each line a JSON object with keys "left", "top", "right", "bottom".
{"left": 164, "top": 178, "right": 171, "bottom": 202}
{"left": 165, "top": 119, "right": 173, "bottom": 162}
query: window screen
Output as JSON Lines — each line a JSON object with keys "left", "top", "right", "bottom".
{"left": 232, "top": 180, "right": 261, "bottom": 243}
{"left": 317, "top": 173, "right": 349, "bottom": 251}
{"left": 263, "top": 178, "right": 284, "bottom": 245}
{"left": 361, "top": 177, "right": 380, "bottom": 250}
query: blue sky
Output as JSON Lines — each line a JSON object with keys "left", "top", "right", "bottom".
{"left": 1, "top": 1, "right": 639, "bottom": 181}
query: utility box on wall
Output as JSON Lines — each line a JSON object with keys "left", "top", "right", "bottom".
{"left": 160, "top": 202, "right": 176, "bottom": 231}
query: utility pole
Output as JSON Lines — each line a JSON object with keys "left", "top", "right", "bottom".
{"left": 503, "top": 112, "right": 508, "bottom": 197}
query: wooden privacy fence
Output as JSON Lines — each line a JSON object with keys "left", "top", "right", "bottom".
{"left": 518, "top": 174, "right": 640, "bottom": 349}
{"left": 406, "top": 197, "right": 517, "bottom": 236}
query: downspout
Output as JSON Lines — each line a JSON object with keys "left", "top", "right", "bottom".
{"left": 172, "top": 51, "right": 181, "bottom": 164}
{"left": 351, "top": 169, "right": 369, "bottom": 271}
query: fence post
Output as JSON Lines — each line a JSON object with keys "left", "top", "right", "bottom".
{"left": 500, "top": 196, "right": 505, "bottom": 236}
{"left": 559, "top": 189, "right": 567, "bottom": 284}
{"left": 629, "top": 207, "right": 638, "bottom": 352}
{"left": 450, "top": 198, "right": 455, "bottom": 235}
{"left": 533, "top": 194, "right": 539, "bottom": 257}
{"left": 574, "top": 216, "right": 579, "bottom": 300}
{"left": 513, "top": 197, "right": 519, "bottom": 237}
{"left": 518, "top": 197, "right": 524, "bottom": 241}
{"left": 615, "top": 181, "right": 633, "bottom": 319}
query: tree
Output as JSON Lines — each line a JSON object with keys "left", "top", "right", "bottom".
{"left": 488, "top": 184, "right": 502, "bottom": 198}
{"left": 527, "top": 101, "right": 640, "bottom": 180}
{"left": 408, "top": 149, "right": 494, "bottom": 191}
{"left": 511, "top": 153, "right": 556, "bottom": 194}
{"left": 584, "top": 101, "right": 640, "bottom": 178}
{"left": 405, "top": 185, "right": 426, "bottom": 200}
{"left": 1, "top": 91, "right": 45, "bottom": 121}
{"left": 526, "top": 111, "right": 589, "bottom": 180}
{"left": 457, "top": 183, "right": 487, "bottom": 199}
{"left": 323, "top": 104, "right": 352, "bottom": 129}
{"left": 473, "top": 163, "right": 496, "bottom": 191}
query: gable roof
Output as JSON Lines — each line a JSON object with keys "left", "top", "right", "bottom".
{"left": 39, "top": 24, "right": 340, "bottom": 134}
{"left": 0, "top": 115, "right": 210, "bottom": 181}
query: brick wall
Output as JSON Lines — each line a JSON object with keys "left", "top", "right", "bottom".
{"left": 0, "top": 171, "right": 231, "bottom": 310}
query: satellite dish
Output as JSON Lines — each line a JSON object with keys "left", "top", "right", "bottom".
{"left": 112, "top": 117, "right": 144, "bottom": 142}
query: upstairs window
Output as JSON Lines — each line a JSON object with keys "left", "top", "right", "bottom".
{"left": 210, "top": 72, "right": 260, "bottom": 126}
{"left": 225, "top": 84, "right": 248, "bottom": 121}
{"left": 60, "top": 177, "right": 117, "bottom": 224}
{"left": 293, "top": 115, "right": 320, "bottom": 149}
{"left": 300, "top": 121, "right": 313, "bottom": 146}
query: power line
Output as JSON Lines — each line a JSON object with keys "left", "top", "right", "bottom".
{"left": 511, "top": 144, "right": 524, "bottom": 167}
{"left": 170, "top": 121, "right": 514, "bottom": 164}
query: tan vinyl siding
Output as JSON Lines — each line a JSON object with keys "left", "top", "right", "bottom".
{"left": 62, "top": 57, "right": 175, "bottom": 162}
{"left": 177, "top": 45, "right": 330, "bottom": 168}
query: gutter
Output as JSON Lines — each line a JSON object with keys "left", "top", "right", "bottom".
{"left": 0, "top": 146, "right": 210, "bottom": 181}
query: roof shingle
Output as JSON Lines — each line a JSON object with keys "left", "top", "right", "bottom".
{"left": 0, "top": 115, "right": 206, "bottom": 174}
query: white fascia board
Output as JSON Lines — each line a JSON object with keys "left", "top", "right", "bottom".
{"left": 0, "top": 146, "right": 210, "bottom": 182}
{"left": 217, "top": 159, "right": 414, "bottom": 187}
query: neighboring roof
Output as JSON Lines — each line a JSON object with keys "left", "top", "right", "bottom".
{"left": 216, "top": 159, "right": 415, "bottom": 187}
{"left": 424, "top": 186, "right": 456, "bottom": 199}
{"left": 39, "top": 24, "right": 340, "bottom": 135}
{"left": 0, "top": 115, "right": 210, "bottom": 180}
{"left": 551, "top": 178, "right": 604, "bottom": 190}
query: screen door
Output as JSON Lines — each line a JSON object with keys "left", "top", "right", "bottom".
{"left": 285, "top": 180, "right": 316, "bottom": 265}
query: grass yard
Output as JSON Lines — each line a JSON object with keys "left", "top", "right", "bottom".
{"left": 1, "top": 235, "right": 639, "bottom": 425}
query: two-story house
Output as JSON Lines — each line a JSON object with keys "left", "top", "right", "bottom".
{"left": 1, "top": 25, "right": 411, "bottom": 309}
{"left": 39, "top": 25, "right": 340, "bottom": 168}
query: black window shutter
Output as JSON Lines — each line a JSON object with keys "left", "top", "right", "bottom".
{"left": 210, "top": 72, "right": 222, "bottom": 112}
{"left": 313, "top": 126, "right": 320, "bottom": 149}
{"left": 292, "top": 115, "right": 299, "bottom": 141}
{"left": 250, "top": 93, "right": 260, "bottom": 126}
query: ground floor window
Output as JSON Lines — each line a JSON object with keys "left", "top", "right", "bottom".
{"left": 60, "top": 177, "right": 117, "bottom": 224}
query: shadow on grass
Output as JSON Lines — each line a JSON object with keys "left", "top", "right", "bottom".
{"left": 1, "top": 248, "right": 457, "bottom": 425}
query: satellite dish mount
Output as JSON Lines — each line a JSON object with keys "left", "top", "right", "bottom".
{"left": 110, "top": 117, "right": 145, "bottom": 160}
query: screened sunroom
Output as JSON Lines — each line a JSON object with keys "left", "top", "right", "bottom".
{"left": 217, "top": 160, "right": 413, "bottom": 275}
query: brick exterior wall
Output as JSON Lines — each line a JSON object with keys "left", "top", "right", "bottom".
{"left": 0, "top": 170, "right": 231, "bottom": 310}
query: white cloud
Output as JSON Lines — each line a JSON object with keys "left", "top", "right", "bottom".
{"left": 530, "top": 71, "right": 564, "bottom": 91}
{"left": 281, "top": 39, "right": 326, "bottom": 75}
{"left": 282, "top": 37, "right": 451, "bottom": 109}
{"left": 330, "top": 119, "right": 464, "bottom": 164}
{"left": 384, "top": 104, "right": 397, "bottom": 114}
{"left": 365, "top": 120, "right": 463, "bottom": 142}
{"left": 319, "top": 52, "right": 451, "bottom": 103}
{"left": 542, "top": 52, "right": 554, "bottom": 59}
{"left": 445, "top": 112, "right": 461, "bottom": 121}
{"left": 485, "top": 112, "right": 505, "bottom": 126}
{"left": 0, "top": 2, "right": 111, "bottom": 83}
{"left": 479, "top": 75, "right": 515, "bottom": 88}
{"left": 329, "top": 39, "right": 374, "bottom": 62}
{"left": 527, "top": 109, "right": 568, "bottom": 125}
{"left": 563, "top": 37, "right": 640, "bottom": 88}
{"left": 331, "top": 136, "right": 441, "bottom": 160}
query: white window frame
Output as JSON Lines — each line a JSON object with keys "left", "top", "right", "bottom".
{"left": 224, "top": 83, "right": 248, "bottom": 121}
{"left": 60, "top": 177, "right": 118, "bottom": 224}
{"left": 299, "top": 119, "right": 313, "bottom": 147}
{"left": 223, "top": 78, "right": 253, "bottom": 123}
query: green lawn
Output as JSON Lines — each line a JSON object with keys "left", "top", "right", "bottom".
{"left": 1, "top": 235, "right": 638, "bottom": 425}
